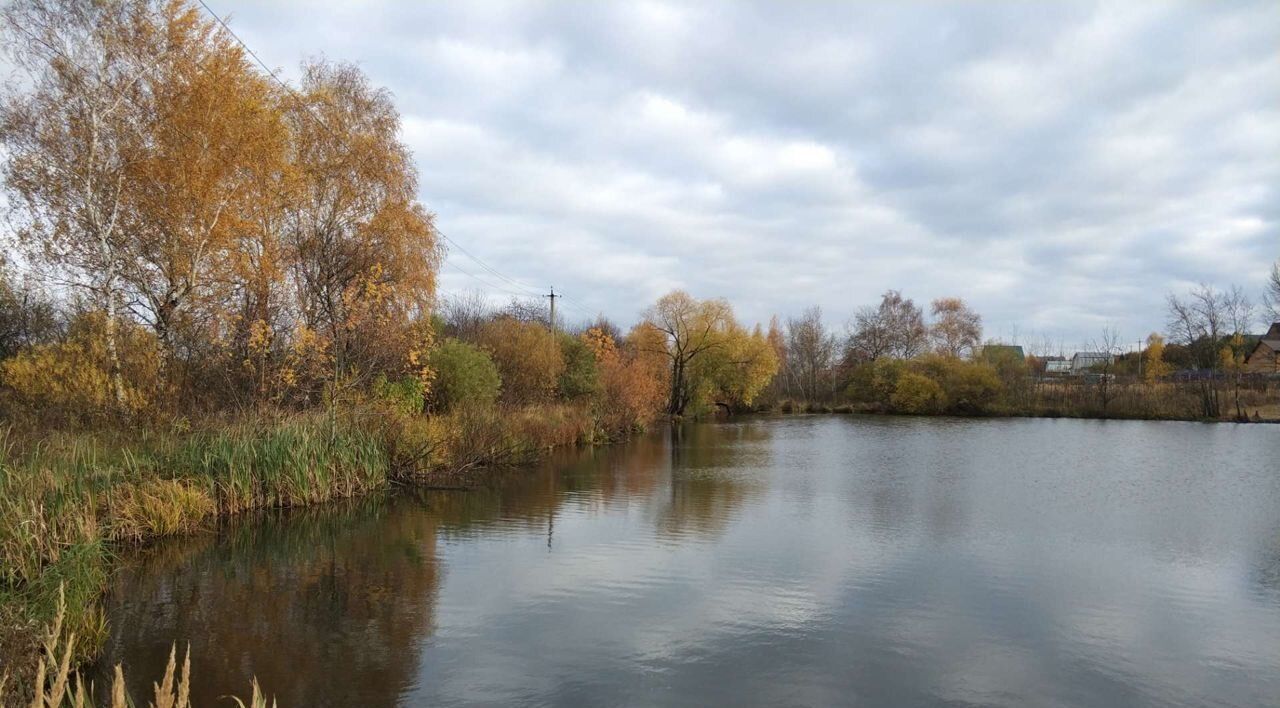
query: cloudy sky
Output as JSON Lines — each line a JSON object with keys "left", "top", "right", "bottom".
{"left": 215, "top": 0, "right": 1279, "bottom": 349}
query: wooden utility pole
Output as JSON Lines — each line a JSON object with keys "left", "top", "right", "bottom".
{"left": 545, "top": 287, "right": 559, "bottom": 333}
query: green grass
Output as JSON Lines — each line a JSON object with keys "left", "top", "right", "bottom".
{"left": 0, "top": 412, "right": 391, "bottom": 700}
{"left": 166, "top": 417, "right": 389, "bottom": 513}
{"left": 0, "top": 402, "right": 600, "bottom": 702}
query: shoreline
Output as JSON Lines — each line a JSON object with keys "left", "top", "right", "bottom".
{"left": 0, "top": 404, "right": 631, "bottom": 706}
{"left": 754, "top": 403, "right": 1277, "bottom": 425}
{"left": 1, "top": 400, "right": 1272, "bottom": 704}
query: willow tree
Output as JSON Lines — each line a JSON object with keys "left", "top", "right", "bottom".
{"left": 0, "top": 0, "right": 158, "bottom": 407}
{"left": 690, "top": 322, "right": 778, "bottom": 411}
{"left": 284, "top": 60, "right": 442, "bottom": 382}
{"left": 639, "top": 290, "right": 778, "bottom": 416}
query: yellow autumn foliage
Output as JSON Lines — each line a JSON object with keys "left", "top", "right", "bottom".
{"left": 0, "top": 311, "right": 161, "bottom": 420}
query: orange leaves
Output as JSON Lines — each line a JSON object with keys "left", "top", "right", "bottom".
{"left": 582, "top": 327, "right": 619, "bottom": 362}
{"left": 584, "top": 327, "right": 664, "bottom": 433}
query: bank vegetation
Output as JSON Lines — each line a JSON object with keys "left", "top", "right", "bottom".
{"left": 0, "top": 0, "right": 1277, "bottom": 704}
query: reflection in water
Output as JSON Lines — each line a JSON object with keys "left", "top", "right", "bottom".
{"left": 96, "top": 499, "right": 442, "bottom": 706}
{"left": 97, "top": 416, "right": 1280, "bottom": 707}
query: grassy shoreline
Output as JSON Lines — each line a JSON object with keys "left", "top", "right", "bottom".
{"left": 0, "top": 402, "right": 608, "bottom": 706}
{"left": 3, "top": 396, "right": 1271, "bottom": 705}
{"left": 768, "top": 404, "right": 1277, "bottom": 423}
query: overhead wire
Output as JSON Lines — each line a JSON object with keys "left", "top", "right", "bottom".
{"left": 198, "top": 0, "right": 593, "bottom": 316}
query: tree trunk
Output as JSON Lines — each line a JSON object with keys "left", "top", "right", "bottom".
{"left": 103, "top": 290, "right": 127, "bottom": 408}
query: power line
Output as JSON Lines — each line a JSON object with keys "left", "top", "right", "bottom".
{"left": 557, "top": 292, "right": 599, "bottom": 319}
{"left": 195, "top": 0, "right": 308, "bottom": 111}
{"left": 440, "top": 232, "right": 596, "bottom": 320}
{"left": 437, "top": 232, "right": 542, "bottom": 297}
{"left": 440, "top": 262, "right": 530, "bottom": 301}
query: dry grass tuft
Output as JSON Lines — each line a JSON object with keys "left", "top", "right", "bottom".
{"left": 1, "top": 587, "right": 270, "bottom": 708}
{"left": 107, "top": 479, "right": 216, "bottom": 543}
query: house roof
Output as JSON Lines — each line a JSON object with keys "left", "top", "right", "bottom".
{"left": 981, "top": 344, "right": 1025, "bottom": 360}
{"left": 1245, "top": 323, "right": 1280, "bottom": 363}
{"left": 1071, "top": 351, "right": 1111, "bottom": 360}
{"left": 1246, "top": 335, "right": 1280, "bottom": 362}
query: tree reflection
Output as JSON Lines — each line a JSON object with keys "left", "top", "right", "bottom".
{"left": 96, "top": 498, "right": 441, "bottom": 707}
{"left": 657, "top": 422, "right": 765, "bottom": 540}
{"left": 94, "top": 422, "right": 770, "bottom": 705}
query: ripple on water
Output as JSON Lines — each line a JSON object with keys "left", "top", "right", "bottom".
{"left": 94, "top": 417, "right": 1280, "bottom": 708}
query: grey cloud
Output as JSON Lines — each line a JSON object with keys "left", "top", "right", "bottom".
{"left": 221, "top": 0, "right": 1279, "bottom": 346}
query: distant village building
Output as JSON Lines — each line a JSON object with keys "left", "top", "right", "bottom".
{"left": 1044, "top": 360, "right": 1072, "bottom": 375}
{"left": 1070, "top": 351, "right": 1114, "bottom": 374}
{"left": 1244, "top": 322, "right": 1280, "bottom": 375}
{"left": 979, "top": 344, "right": 1025, "bottom": 363}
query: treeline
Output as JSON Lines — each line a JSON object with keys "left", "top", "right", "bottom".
{"left": 0, "top": 0, "right": 1275, "bottom": 701}
{"left": 760, "top": 292, "right": 1013, "bottom": 416}
{"left": 760, "top": 282, "right": 1277, "bottom": 421}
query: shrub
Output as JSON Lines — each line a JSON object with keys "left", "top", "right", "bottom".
{"left": 0, "top": 311, "right": 161, "bottom": 423}
{"left": 915, "top": 355, "right": 1003, "bottom": 414}
{"left": 0, "top": 269, "right": 61, "bottom": 361}
{"left": 557, "top": 333, "right": 599, "bottom": 399}
{"left": 374, "top": 374, "right": 425, "bottom": 415}
{"left": 891, "top": 372, "right": 945, "bottom": 414}
{"left": 587, "top": 327, "right": 666, "bottom": 435}
{"left": 844, "top": 358, "right": 906, "bottom": 409}
{"left": 429, "top": 338, "right": 501, "bottom": 411}
{"left": 476, "top": 317, "right": 563, "bottom": 404}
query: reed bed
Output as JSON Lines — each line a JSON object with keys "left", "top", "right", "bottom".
{"left": 167, "top": 418, "right": 389, "bottom": 514}
{"left": 0, "top": 412, "right": 390, "bottom": 702}
{"left": 0, "top": 402, "right": 602, "bottom": 704}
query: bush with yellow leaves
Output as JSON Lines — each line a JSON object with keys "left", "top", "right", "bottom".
{"left": 0, "top": 311, "right": 161, "bottom": 424}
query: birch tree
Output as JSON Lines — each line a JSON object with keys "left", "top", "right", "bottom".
{"left": 122, "top": 1, "right": 289, "bottom": 358}
{"left": 846, "top": 290, "right": 927, "bottom": 361}
{"left": 786, "top": 306, "right": 835, "bottom": 402}
{"left": 284, "top": 60, "right": 441, "bottom": 377}
{"left": 930, "top": 297, "right": 983, "bottom": 358}
{"left": 0, "top": 0, "right": 156, "bottom": 406}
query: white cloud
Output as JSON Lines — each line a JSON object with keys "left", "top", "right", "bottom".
{"left": 217, "top": 0, "right": 1280, "bottom": 344}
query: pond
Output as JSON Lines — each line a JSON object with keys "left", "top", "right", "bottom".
{"left": 95, "top": 416, "right": 1280, "bottom": 707}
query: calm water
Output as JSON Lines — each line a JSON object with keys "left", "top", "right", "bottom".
{"left": 96, "top": 416, "right": 1280, "bottom": 707}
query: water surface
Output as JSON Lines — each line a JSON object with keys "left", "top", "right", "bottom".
{"left": 97, "top": 416, "right": 1280, "bottom": 706}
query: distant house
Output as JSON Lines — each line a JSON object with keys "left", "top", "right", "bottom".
{"left": 980, "top": 344, "right": 1025, "bottom": 363}
{"left": 1070, "top": 351, "right": 1114, "bottom": 374}
{"left": 1044, "top": 359, "right": 1072, "bottom": 375}
{"left": 1244, "top": 322, "right": 1280, "bottom": 375}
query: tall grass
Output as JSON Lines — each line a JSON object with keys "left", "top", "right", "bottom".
{"left": 0, "top": 588, "right": 274, "bottom": 707}
{"left": 167, "top": 418, "right": 388, "bottom": 514}
{"left": 0, "top": 402, "right": 603, "bottom": 703}
{"left": 0, "top": 412, "right": 389, "bottom": 703}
